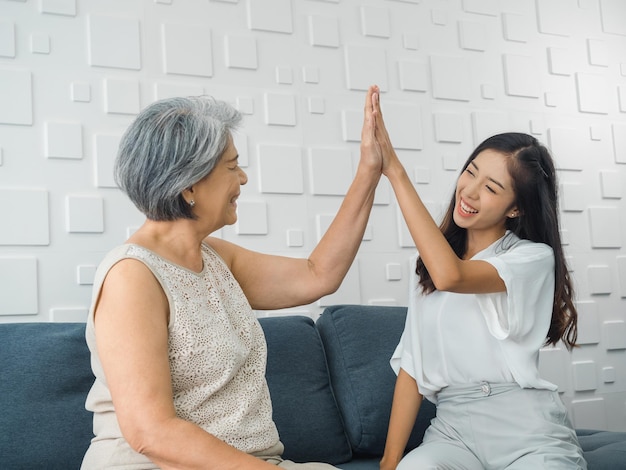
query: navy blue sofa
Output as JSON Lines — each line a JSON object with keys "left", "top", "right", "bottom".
{"left": 1, "top": 305, "right": 625, "bottom": 469}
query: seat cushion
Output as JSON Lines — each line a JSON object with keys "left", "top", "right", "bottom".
{"left": 260, "top": 315, "right": 352, "bottom": 464}
{"left": 0, "top": 322, "right": 94, "bottom": 470}
{"left": 316, "top": 305, "right": 436, "bottom": 457}
{"left": 577, "top": 429, "right": 626, "bottom": 470}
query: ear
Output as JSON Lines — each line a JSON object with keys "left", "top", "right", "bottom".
{"left": 507, "top": 208, "right": 520, "bottom": 219}
{"left": 181, "top": 187, "right": 194, "bottom": 205}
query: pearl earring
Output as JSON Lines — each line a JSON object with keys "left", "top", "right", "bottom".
{"left": 189, "top": 199, "right": 195, "bottom": 207}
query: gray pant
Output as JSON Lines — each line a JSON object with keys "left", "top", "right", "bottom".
{"left": 255, "top": 441, "right": 339, "bottom": 469}
{"left": 398, "top": 383, "right": 587, "bottom": 470}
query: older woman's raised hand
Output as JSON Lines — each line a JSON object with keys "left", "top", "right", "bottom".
{"left": 369, "top": 87, "right": 403, "bottom": 178}
{"left": 359, "top": 85, "right": 384, "bottom": 175}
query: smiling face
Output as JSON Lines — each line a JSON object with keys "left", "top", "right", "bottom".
{"left": 453, "top": 149, "right": 518, "bottom": 243}
{"left": 185, "top": 136, "right": 248, "bottom": 230}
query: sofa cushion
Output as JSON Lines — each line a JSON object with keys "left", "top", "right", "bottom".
{"left": 316, "top": 305, "right": 436, "bottom": 457}
{"left": 259, "top": 315, "right": 352, "bottom": 464}
{"left": 0, "top": 322, "right": 94, "bottom": 470}
{"left": 577, "top": 429, "right": 626, "bottom": 469}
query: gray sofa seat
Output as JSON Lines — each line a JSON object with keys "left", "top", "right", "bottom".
{"left": 0, "top": 305, "right": 625, "bottom": 469}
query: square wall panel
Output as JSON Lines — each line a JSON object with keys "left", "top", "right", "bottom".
{"left": 308, "top": 147, "right": 352, "bottom": 196}
{"left": 264, "top": 93, "right": 296, "bottom": 126}
{"left": 44, "top": 121, "right": 83, "bottom": 159}
{"left": 104, "top": 78, "right": 140, "bottom": 115}
{"left": 471, "top": 111, "right": 510, "bottom": 146}
{"left": 0, "top": 68, "right": 32, "bottom": 125}
{"left": 0, "top": 21, "right": 15, "bottom": 57}
{"left": 547, "top": 127, "right": 584, "bottom": 170}
{"left": 341, "top": 109, "right": 362, "bottom": 143}
{"left": 612, "top": 123, "right": 626, "bottom": 163}
{"left": 458, "top": 21, "right": 487, "bottom": 51}
{"left": 0, "top": 189, "right": 49, "bottom": 245}
{"left": 603, "top": 321, "right": 626, "bottom": 350}
{"left": 430, "top": 55, "right": 471, "bottom": 102}
{"left": 39, "top": 0, "right": 76, "bottom": 16}
{"left": 572, "top": 360, "right": 598, "bottom": 391}
{"left": 235, "top": 200, "right": 268, "bottom": 235}
{"left": 560, "top": 183, "right": 586, "bottom": 212}
{"left": 162, "top": 22, "right": 213, "bottom": 77}
{"left": 589, "top": 207, "right": 621, "bottom": 248}
{"left": 398, "top": 60, "right": 428, "bottom": 92}
{"left": 65, "top": 195, "right": 104, "bottom": 233}
{"left": 617, "top": 256, "right": 626, "bottom": 297}
{"left": 587, "top": 265, "right": 612, "bottom": 294}
{"left": 308, "top": 15, "right": 339, "bottom": 48}
{"left": 502, "top": 13, "right": 529, "bottom": 43}
{"left": 600, "top": 170, "right": 621, "bottom": 199}
{"left": 538, "top": 347, "right": 568, "bottom": 391}
{"left": 575, "top": 301, "right": 600, "bottom": 345}
{"left": 600, "top": 0, "right": 626, "bottom": 35}
{"left": 462, "top": 0, "right": 498, "bottom": 16}
{"left": 94, "top": 134, "right": 121, "bottom": 188}
{"left": 225, "top": 35, "right": 258, "bottom": 69}
{"left": 0, "top": 257, "right": 38, "bottom": 315}
{"left": 247, "top": 0, "right": 292, "bottom": 33}
{"left": 257, "top": 145, "right": 303, "bottom": 194}
{"left": 344, "top": 45, "right": 388, "bottom": 92}
{"left": 50, "top": 307, "right": 88, "bottom": 322}
{"left": 587, "top": 39, "right": 609, "bottom": 67}
{"left": 571, "top": 398, "right": 607, "bottom": 430}
{"left": 576, "top": 73, "right": 609, "bottom": 114}
{"left": 547, "top": 47, "right": 573, "bottom": 76}
{"left": 502, "top": 54, "right": 540, "bottom": 98}
{"left": 381, "top": 102, "right": 423, "bottom": 150}
{"left": 31, "top": 33, "right": 50, "bottom": 54}
{"left": 434, "top": 113, "right": 464, "bottom": 143}
{"left": 40, "top": 0, "right": 76, "bottom": 16}
{"left": 71, "top": 81, "right": 91, "bottom": 102}
{"left": 88, "top": 14, "right": 141, "bottom": 70}
{"left": 154, "top": 82, "right": 204, "bottom": 101}
{"left": 536, "top": 0, "right": 572, "bottom": 37}
{"left": 360, "top": 6, "right": 390, "bottom": 38}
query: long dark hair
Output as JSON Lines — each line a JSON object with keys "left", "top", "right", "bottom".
{"left": 416, "top": 132, "right": 578, "bottom": 350}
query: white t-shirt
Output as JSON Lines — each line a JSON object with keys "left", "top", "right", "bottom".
{"left": 390, "top": 232, "right": 558, "bottom": 404}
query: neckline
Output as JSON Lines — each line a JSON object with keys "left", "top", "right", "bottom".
{"left": 126, "top": 243, "right": 207, "bottom": 276}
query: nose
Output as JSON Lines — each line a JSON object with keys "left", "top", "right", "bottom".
{"left": 464, "top": 178, "right": 480, "bottom": 199}
{"left": 239, "top": 167, "right": 248, "bottom": 185}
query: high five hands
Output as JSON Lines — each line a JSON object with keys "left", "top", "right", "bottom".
{"left": 362, "top": 84, "right": 401, "bottom": 178}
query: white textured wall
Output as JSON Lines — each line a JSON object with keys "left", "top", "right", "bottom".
{"left": 0, "top": 0, "right": 625, "bottom": 431}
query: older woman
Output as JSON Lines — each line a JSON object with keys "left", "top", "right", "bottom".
{"left": 81, "top": 86, "right": 382, "bottom": 470}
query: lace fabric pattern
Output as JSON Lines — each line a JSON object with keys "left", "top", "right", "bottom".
{"left": 126, "top": 243, "right": 280, "bottom": 453}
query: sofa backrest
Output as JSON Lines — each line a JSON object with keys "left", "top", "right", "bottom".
{"left": 0, "top": 322, "right": 94, "bottom": 470}
{"left": 316, "top": 304, "right": 436, "bottom": 457}
{"left": 259, "top": 315, "right": 352, "bottom": 464}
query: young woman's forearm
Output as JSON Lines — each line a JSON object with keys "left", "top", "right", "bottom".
{"left": 384, "top": 162, "right": 463, "bottom": 290}
{"left": 380, "top": 368, "right": 423, "bottom": 469}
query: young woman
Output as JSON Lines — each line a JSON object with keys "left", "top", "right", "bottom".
{"left": 369, "top": 86, "right": 587, "bottom": 469}
{"left": 80, "top": 86, "right": 382, "bottom": 469}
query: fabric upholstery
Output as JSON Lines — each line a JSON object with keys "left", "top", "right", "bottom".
{"left": 577, "top": 429, "right": 626, "bottom": 470}
{"left": 316, "top": 305, "right": 436, "bottom": 457}
{"left": 0, "top": 322, "right": 94, "bottom": 470}
{"left": 260, "top": 315, "right": 352, "bottom": 464}
{"left": 1, "top": 311, "right": 625, "bottom": 469}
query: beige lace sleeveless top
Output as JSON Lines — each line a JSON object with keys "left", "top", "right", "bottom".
{"left": 84, "top": 242, "right": 279, "bottom": 462}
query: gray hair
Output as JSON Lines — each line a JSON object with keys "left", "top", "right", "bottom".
{"left": 114, "top": 95, "right": 242, "bottom": 220}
